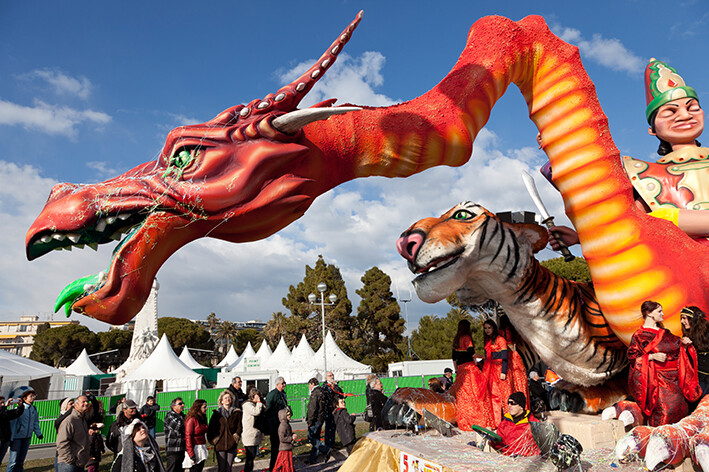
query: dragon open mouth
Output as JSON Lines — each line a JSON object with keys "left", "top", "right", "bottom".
{"left": 413, "top": 251, "right": 462, "bottom": 276}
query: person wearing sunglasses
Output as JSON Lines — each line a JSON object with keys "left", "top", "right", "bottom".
{"left": 163, "top": 398, "right": 186, "bottom": 472}
{"left": 491, "top": 392, "right": 540, "bottom": 457}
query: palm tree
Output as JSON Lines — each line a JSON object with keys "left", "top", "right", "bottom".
{"left": 214, "top": 320, "right": 238, "bottom": 356}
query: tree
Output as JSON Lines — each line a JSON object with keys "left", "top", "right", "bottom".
{"left": 281, "top": 255, "right": 356, "bottom": 355}
{"left": 30, "top": 324, "right": 99, "bottom": 367}
{"left": 540, "top": 257, "right": 592, "bottom": 283}
{"left": 409, "top": 306, "right": 484, "bottom": 360}
{"left": 354, "top": 267, "right": 405, "bottom": 372}
{"left": 261, "top": 312, "right": 312, "bottom": 348}
{"left": 214, "top": 321, "right": 238, "bottom": 356}
{"left": 234, "top": 328, "right": 263, "bottom": 353}
{"left": 157, "top": 317, "right": 213, "bottom": 351}
{"left": 97, "top": 329, "right": 133, "bottom": 352}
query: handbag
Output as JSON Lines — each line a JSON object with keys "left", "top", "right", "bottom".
{"left": 364, "top": 403, "right": 373, "bottom": 422}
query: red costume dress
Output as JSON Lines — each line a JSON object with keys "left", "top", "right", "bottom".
{"left": 483, "top": 336, "right": 513, "bottom": 427}
{"left": 491, "top": 410, "right": 540, "bottom": 457}
{"left": 500, "top": 326, "right": 529, "bottom": 409}
{"left": 452, "top": 335, "right": 494, "bottom": 430}
{"left": 627, "top": 326, "right": 700, "bottom": 426}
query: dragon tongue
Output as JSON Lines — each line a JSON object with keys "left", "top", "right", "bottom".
{"left": 54, "top": 273, "right": 101, "bottom": 317}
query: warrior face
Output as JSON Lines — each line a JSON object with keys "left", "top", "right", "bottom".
{"left": 649, "top": 98, "right": 704, "bottom": 149}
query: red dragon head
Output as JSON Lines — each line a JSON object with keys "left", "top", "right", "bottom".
{"left": 25, "top": 13, "right": 363, "bottom": 325}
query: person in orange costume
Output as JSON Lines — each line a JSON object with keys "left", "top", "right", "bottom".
{"left": 451, "top": 319, "right": 494, "bottom": 429}
{"left": 627, "top": 300, "right": 701, "bottom": 426}
{"left": 482, "top": 319, "right": 513, "bottom": 427}
{"left": 498, "top": 315, "right": 529, "bottom": 409}
{"left": 491, "top": 392, "right": 540, "bottom": 457}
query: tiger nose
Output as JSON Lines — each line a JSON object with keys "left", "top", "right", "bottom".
{"left": 396, "top": 232, "right": 424, "bottom": 263}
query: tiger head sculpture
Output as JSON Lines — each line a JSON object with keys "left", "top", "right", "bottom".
{"left": 396, "top": 201, "right": 549, "bottom": 305}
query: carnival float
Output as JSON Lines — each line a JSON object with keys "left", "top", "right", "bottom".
{"left": 25, "top": 10, "right": 709, "bottom": 472}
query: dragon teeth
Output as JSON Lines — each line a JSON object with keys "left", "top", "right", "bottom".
{"left": 40, "top": 235, "right": 52, "bottom": 243}
{"left": 75, "top": 244, "right": 85, "bottom": 249}
{"left": 106, "top": 216, "right": 117, "bottom": 224}
{"left": 118, "top": 213, "right": 130, "bottom": 220}
{"left": 52, "top": 234, "right": 66, "bottom": 241}
{"left": 110, "top": 231, "right": 123, "bottom": 241}
{"left": 95, "top": 219, "right": 107, "bottom": 232}
{"left": 66, "top": 233, "right": 81, "bottom": 243}
{"left": 89, "top": 243, "right": 99, "bottom": 251}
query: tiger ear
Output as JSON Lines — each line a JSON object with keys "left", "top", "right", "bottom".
{"left": 509, "top": 223, "right": 549, "bottom": 254}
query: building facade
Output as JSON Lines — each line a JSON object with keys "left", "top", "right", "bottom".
{"left": 0, "top": 315, "right": 79, "bottom": 357}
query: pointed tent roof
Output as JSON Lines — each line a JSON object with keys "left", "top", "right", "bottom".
{"left": 254, "top": 340, "right": 273, "bottom": 364}
{"left": 123, "top": 335, "right": 202, "bottom": 382}
{"left": 312, "top": 331, "right": 371, "bottom": 374}
{"left": 179, "top": 347, "right": 205, "bottom": 370}
{"left": 0, "top": 349, "right": 61, "bottom": 380}
{"left": 226, "top": 342, "right": 256, "bottom": 371}
{"left": 282, "top": 334, "right": 317, "bottom": 383}
{"left": 261, "top": 337, "right": 291, "bottom": 370}
{"left": 64, "top": 348, "right": 104, "bottom": 375}
{"left": 216, "top": 345, "right": 239, "bottom": 368}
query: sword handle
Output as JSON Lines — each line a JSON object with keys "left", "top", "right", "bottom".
{"left": 542, "top": 217, "right": 575, "bottom": 262}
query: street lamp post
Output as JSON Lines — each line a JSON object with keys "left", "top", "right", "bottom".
{"left": 308, "top": 282, "right": 337, "bottom": 374}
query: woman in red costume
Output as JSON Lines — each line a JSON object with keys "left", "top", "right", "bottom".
{"left": 627, "top": 300, "right": 701, "bottom": 426}
{"left": 451, "top": 319, "right": 494, "bottom": 429}
{"left": 482, "top": 319, "right": 513, "bottom": 427}
{"left": 498, "top": 315, "right": 529, "bottom": 409}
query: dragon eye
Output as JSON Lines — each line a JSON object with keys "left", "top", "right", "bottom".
{"left": 163, "top": 146, "right": 202, "bottom": 179}
{"left": 452, "top": 210, "right": 473, "bottom": 220}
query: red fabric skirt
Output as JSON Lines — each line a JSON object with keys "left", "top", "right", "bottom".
{"left": 508, "top": 350, "right": 530, "bottom": 409}
{"left": 454, "top": 361, "right": 495, "bottom": 430}
{"left": 273, "top": 450, "right": 294, "bottom": 472}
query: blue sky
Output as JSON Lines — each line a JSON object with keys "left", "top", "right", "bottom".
{"left": 1, "top": 1, "right": 708, "bottom": 337}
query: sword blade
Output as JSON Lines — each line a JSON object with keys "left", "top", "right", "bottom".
{"left": 521, "top": 170, "right": 551, "bottom": 221}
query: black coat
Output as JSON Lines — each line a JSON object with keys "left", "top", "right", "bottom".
{"left": 227, "top": 385, "right": 247, "bottom": 409}
{"left": 367, "top": 389, "right": 387, "bottom": 430}
{"left": 333, "top": 408, "right": 356, "bottom": 446}
{"left": 139, "top": 404, "right": 160, "bottom": 429}
{"left": 0, "top": 403, "right": 24, "bottom": 442}
{"left": 306, "top": 386, "right": 326, "bottom": 426}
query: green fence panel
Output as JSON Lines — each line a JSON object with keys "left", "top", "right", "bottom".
{"left": 285, "top": 383, "right": 308, "bottom": 400}
{"left": 344, "top": 394, "right": 366, "bottom": 414}
{"left": 338, "top": 379, "right": 366, "bottom": 395}
{"left": 289, "top": 397, "right": 306, "bottom": 421}
{"left": 30, "top": 419, "right": 56, "bottom": 445}
{"left": 34, "top": 399, "right": 60, "bottom": 419}
{"left": 396, "top": 376, "right": 426, "bottom": 389}
{"left": 157, "top": 390, "right": 195, "bottom": 407}
{"left": 197, "top": 388, "right": 222, "bottom": 405}
{"left": 380, "top": 377, "right": 397, "bottom": 394}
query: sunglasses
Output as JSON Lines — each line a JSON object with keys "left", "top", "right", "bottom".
{"left": 176, "top": 402, "right": 184, "bottom": 406}
{"left": 507, "top": 401, "right": 517, "bottom": 406}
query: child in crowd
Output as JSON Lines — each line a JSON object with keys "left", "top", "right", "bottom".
{"left": 273, "top": 407, "right": 296, "bottom": 472}
{"left": 334, "top": 398, "right": 357, "bottom": 454}
{"left": 86, "top": 422, "right": 105, "bottom": 472}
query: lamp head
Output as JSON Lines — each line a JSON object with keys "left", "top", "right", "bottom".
{"left": 317, "top": 283, "right": 327, "bottom": 293}
{"left": 308, "top": 293, "right": 317, "bottom": 304}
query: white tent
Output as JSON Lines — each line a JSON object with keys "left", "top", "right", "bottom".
{"left": 179, "top": 347, "right": 205, "bottom": 370}
{"left": 311, "top": 331, "right": 371, "bottom": 379}
{"left": 64, "top": 349, "right": 104, "bottom": 375}
{"left": 254, "top": 341, "right": 273, "bottom": 365}
{"left": 216, "top": 345, "right": 240, "bottom": 368}
{"left": 121, "top": 335, "right": 203, "bottom": 404}
{"left": 0, "top": 349, "right": 64, "bottom": 399}
{"left": 261, "top": 337, "right": 291, "bottom": 370}
{"left": 225, "top": 342, "right": 256, "bottom": 371}
{"left": 282, "top": 334, "right": 317, "bottom": 384}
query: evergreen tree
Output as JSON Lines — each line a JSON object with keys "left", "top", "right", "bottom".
{"left": 280, "top": 255, "right": 355, "bottom": 354}
{"left": 409, "top": 306, "right": 484, "bottom": 360}
{"left": 158, "top": 317, "right": 213, "bottom": 351}
{"left": 540, "top": 257, "right": 592, "bottom": 282}
{"left": 30, "top": 324, "right": 99, "bottom": 367}
{"left": 355, "top": 267, "right": 405, "bottom": 372}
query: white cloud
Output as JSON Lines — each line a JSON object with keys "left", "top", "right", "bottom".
{"left": 554, "top": 26, "right": 644, "bottom": 76}
{"left": 277, "top": 52, "right": 399, "bottom": 107}
{"left": 23, "top": 69, "right": 93, "bottom": 100}
{"left": 0, "top": 99, "right": 111, "bottom": 138}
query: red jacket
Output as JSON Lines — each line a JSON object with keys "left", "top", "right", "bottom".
{"left": 492, "top": 411, "right": 540, "bottom": 457}
{"left": 185, "top": 416, "right": 208, "bottom": 458}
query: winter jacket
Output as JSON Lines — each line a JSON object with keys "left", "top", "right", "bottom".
{"left": 276, "top": 409, "right": 293, "bottom": 451}
{"left": 87, "top": 431, "right": 105, "bottom": 467}
{"left": 306, "top": 386, "right": 326, "bottom": 425}
{"left": 0, "top": 403, "right": 24, "bottom": 442}
{"left": 163, "top": 410, "right": 186, "bottom": 454}
{"left": 334, "top": 407, "right": 356, "bottom": 446}
{"left": 54, "top": 410, "right": 72, "bottom": 432}
{"left": 366, "top": 389, "right": 387, "bottom": 430}
{"left": 185, "top": 415, "right": 208, "bottom": 459}
{"left": 321, "top": 382, "right": 344, "bottom": 418}
{"left": 107, "top": 411, "right": 135, "bottom": 453}
{"left": 10, "top": 401, "right": 41, "bottom": 440}
{"left": 139, "top": 403, "right": 160, "bottom": 429}
{"left": 207, "top": 407, "right": 243, "bottom": 451}
{"left": 241, "top": 401, "right": 265, "bottom": 447}
{"left": 264, "top": 388, "right": 288, "bottom": 433}
{"left": 56, "top": 408, "right": 90, "bottom": 467}
{"left": 226, "top": 385, "right": 247, "bottom": 409}
{"left": 491, "top": 410, "right": 540, "bottom": 457}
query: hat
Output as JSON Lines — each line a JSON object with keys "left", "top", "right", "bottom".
{"left": 124, "top": 418, "right": 147, "bottom": 437}
{"left": 645, "top": 58, "right": 698, "bottom": 123}
{"left": 123, "top": 399, "right": 138, "bottom": 409}
{"left": 508, "top": 391, "right": 527, "bottom": 407}
{"left": 444, "top": 368, "right": 453, "bottom": 374}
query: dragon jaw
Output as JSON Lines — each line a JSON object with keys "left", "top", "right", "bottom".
{"left": 25, "top": 12, "right": 363, "bottom": 325}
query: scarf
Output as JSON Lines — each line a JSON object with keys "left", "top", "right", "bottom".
{"left": 120, "top": 436, "right": 166, "bottom": 472}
